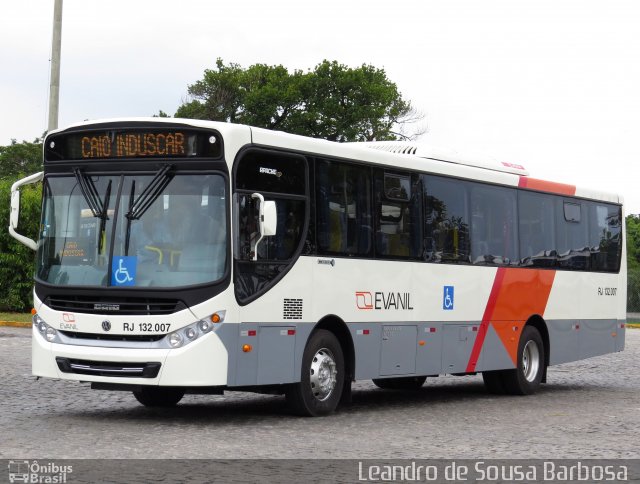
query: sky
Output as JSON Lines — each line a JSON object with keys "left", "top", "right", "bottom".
{"left": 1, "top": 0, "right": 639, "bottom": 213}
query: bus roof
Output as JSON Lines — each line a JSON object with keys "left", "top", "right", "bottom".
{"left": 49, "top": 117, "right": 622, "bottom": 205}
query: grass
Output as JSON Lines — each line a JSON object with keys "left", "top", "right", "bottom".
{"left": 0, "top": 312, "right": 33, "bottom": 323}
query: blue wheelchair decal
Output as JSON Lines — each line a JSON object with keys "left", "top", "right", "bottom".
{"left": 443, "top": 286, "right": 454, "bottom": 310}
{"left": 112, "top": 256, "right": 137, "bottom": 286}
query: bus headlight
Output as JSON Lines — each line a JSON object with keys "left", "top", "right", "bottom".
{"left": 185, "top": 327, "right": 197, "bottom": 340}
{"left": 164, "top": 312, "right": 224, "bottom": 349}
{"left": 198, "top": 320, "right": 212, "bottom": 333}
{"left": 33, "top": 315, "right": 60, "bottom": 343}
{"left": 45, "top": 327, "right": 57, "bottom": 342}
{"left": 169, "top": 332, "right": 184, "bottom": 348}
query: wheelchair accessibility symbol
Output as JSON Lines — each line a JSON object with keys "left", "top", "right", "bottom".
{"left": 443, "top": 286, "right": 454, "bottom": 310}
{"left": 112, "top": 256, "right": 137, "bottom": 286}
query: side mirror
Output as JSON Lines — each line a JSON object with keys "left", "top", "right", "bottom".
{"left": 250, "top": 193, "right": 277, "bottom": 261}
{"left": 262, "top": 200, "right": 277, "bottom": 236}
{"left": 10, "top": 190, "right": 20, "bottom": 229}
{"left": 8, "top": 171, "right": 43, "bottom": 251}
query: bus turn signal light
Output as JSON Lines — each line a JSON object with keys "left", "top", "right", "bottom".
{"left": 242, "top": 344, "right": 252, "bottom": 353}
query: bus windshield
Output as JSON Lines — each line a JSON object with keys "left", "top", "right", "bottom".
{"left": 37, "top": 172, "right": 227, "bottom": 288}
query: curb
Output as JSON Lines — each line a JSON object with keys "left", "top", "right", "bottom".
{"left": 0, "top": 321, "right": 32, "bottom": 328}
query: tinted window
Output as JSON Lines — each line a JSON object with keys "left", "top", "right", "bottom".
{"left": 424, "top": 176, "right": 470, "bottom": 263}
{"left": 316, "top": 160, "right": 372, "bottom": 256}
{"left": 470, "top": 184, "right": 517, "bottom": 266}
{"left": 519, "top": 191, "right": 556, "bottom": 267}
{"left": 556, "top": 199, "right": 589, "bottom": 269}
{"left": 235, "top": 193, "right": 305, "bottom": 261}
{"left": 235, "top": 150, "right": 306, "bottom": 195}
{"left": 588, "top": 203, "right": 622, "bottom": 272}
{"left": 375, "top": 171, "right": 422, "bottom": 259}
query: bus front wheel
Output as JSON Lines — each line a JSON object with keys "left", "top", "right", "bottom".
{"left": 133, "top": 387, "right": 185, "bottom": 407}
{"left": 286, "top": 329, "right": 345, "bottom": 417}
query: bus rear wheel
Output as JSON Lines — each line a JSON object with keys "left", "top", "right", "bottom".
{"left": 372, "top": 376, "right": 427, "bottom": 390}
{"left": 482, "top": 326, "right": 545, "bottom": 396}
{"left": 286, "top": 329, "right": 345, "bottom": 417}
{"left": 133, "top": 387, "right": 184, "bottom": 407}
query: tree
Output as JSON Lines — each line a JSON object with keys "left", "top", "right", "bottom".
{"left": 175, "top": 59, "right": 424, "bottom": 142}
{"left": 0, "top": 178, "right": 41, "bottom": 311}
{"left": 625, "top": 214, "right": 640, "bottom": 312}
{"left": 0, "top": 139, "right": 44, "bottom": 310}
{"left": 0, "top": 138, "right": 43, "bottom": 179}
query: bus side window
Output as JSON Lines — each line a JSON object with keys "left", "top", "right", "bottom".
{"left": 375, "top": 170, "right": 422, "bottom": 259}
{"left": 518, "top": 191, "right": 556, "bottom": 267}
{"left": 423, "top": 175, "right": 470, "bottom": 263}
{"left": 556, "top": 200, "right": 589, "bottom": 270}
{"left": 316, "top": 160, "right": 372, "bottom": 257}
{"left": 470, "top": 184, "right": 517, "bottom": 266}
{"left": 588, "top": 202, "right": 622, "bottom": 272}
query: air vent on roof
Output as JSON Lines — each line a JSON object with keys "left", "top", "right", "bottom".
{"left": 360, "top": 141, "right": 529, "bottom": 176}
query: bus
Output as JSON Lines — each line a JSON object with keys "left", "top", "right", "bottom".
{"left": 10, "top": 118, "right": 626, "bottom": 416}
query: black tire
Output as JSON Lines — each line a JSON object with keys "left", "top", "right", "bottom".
{"left": 286, "top": 329, "right": 345, "bottom": 417}
{"left": 482, "top": 370, "right": 507, "bottom": 394}
{"left": 372, "top": 376, "right": 427, "bottom": 390}
{"left": 501, "top": 326, "right": 545, "bottom": 395}
{"left": 133, "top": 387, "right": 184, "bottom": 407}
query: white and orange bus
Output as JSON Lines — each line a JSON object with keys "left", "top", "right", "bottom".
{"left": 10, "top": 118, "right": 626, "bottom": 416}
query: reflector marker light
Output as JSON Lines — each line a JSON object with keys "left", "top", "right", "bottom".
{"left": 424, "top": 327, "right": 437, "bottom": 333}
{"left": 356, "top": 329, "right": 370, "bottom": 335}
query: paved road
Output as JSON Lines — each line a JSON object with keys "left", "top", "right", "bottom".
{"left": 1, "top": 327, "right": 639, "bottom": 460}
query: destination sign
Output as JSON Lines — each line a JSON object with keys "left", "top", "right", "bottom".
{"left": 45, "top": 128, "right": 222, "bottom": 162}
{"left": 81, "top": 132, "right": 186, "bottom": 159}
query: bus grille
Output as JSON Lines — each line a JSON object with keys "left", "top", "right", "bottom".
{"left": 56, "top": 357, "right": 161, "bottom": 378}
{"left": 45, "top": 296, "right": 185, "bottom": 315}
{"left": 59, "top": 331, "right": 165, "bottom": 342}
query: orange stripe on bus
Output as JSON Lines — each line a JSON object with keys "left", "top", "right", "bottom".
{"left": 518, "top": 177, "right": 576, "bottom": 196}
{"left": 466, "top": 268, "right": 556, "bottom": 371}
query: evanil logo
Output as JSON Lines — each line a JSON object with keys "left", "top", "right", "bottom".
{"left": 259, "top": 167, "right": 282, "bottom": 177}
{"left": 356, "top": 291, "right": 413, "bottom": 310}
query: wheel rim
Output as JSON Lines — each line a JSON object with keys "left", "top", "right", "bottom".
{"left": 309, "top": 347, "right": 337, "bottom": 401}
{"left": 522, "top": 340, "right": 540, "bottom": 382}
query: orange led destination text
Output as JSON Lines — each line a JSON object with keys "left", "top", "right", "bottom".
{"left": 81, "top": 132, "right": 186, "bottom": 158}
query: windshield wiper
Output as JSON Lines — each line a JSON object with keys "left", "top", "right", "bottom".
{"left": 124, "top": 164, "right": 174, "bottom": 255}
{"left": 73, "top": 168, "right": 112, "bottom": 253}
{"left": 73, "top": 167, "right": 105, "bottom": 218}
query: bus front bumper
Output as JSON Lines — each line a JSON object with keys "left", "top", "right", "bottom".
{"left": 32, "top": 325, "right": 229, "bottom": 387}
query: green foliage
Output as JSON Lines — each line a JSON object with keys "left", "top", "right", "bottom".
{"left": 626, "top": 214, "right": 640, "bottom": 270}
{"left": 626, "top": 215, "right": 640, "bottom": 312}
{"left": 0, "top": 138, "right": 43, "bottom": 179}
{"left": 175, "top": 58, "right": 423, "bottom": 142}
{"left": 0, "top": 178, "right": 41, "bottom": 311}
{"left": 0, "top": 138, "right": 43, "bottom": 310}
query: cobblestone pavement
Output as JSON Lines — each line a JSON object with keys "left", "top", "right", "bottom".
{"left": 1, "top": 327, "right": 638, "bottom": 460}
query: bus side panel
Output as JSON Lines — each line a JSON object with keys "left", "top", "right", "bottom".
{"left": 579, "top": 319, "right": 617, "bottom": 359}
{"left": 547, "top": 320, "right": 580, "bottom": 365}
{"left": 474, "top": 323, "right": 517, "bottom": 372}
